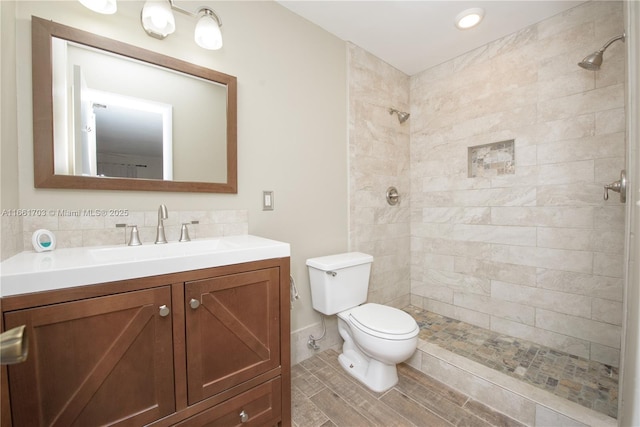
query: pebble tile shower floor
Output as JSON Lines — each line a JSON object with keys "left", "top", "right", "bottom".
{"left": 405, "top": 306, "right": 619, "bottom": 419}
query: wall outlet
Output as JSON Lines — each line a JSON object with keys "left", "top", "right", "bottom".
{"left": 263, "top": 191, "right": 274, "bottom": 211}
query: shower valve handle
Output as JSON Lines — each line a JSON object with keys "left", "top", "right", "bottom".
{"left": 604, "top": 169, "right": 627, "bottom": 203}
{"left": 603, "top": 182, "right": 620, "bottom": 200}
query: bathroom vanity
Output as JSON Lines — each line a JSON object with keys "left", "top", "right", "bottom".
{"left": 0, "top": 235, "right": 291, "bottom": 426}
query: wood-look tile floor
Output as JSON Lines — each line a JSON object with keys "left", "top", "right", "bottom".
{"left": 292, "top": 349, "right": 525, "bottom": 427}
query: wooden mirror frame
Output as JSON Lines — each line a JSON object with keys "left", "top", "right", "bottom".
{"left": 32, "top": 16, "right": 237, "bottom": 193}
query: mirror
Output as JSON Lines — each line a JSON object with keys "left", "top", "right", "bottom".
{"left": 32, "top": 16, "right": 237, "bottom": 193}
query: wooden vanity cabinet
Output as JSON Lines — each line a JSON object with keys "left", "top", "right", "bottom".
{"left": 0, "top": 257, "right": 290, "bottom": 427}
{"left": 3, "top": 286, "right": 175, "bottom": 426}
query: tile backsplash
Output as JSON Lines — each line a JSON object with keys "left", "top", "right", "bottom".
{"left": 1, "top": 216, "right": 23, "bottom": 261}
{"left": 4, "top": 209, "right": 247, "bottom": 255}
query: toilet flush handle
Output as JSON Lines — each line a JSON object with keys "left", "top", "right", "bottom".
{"left": 326, "top": 271, "right": 337, "bottom": 277}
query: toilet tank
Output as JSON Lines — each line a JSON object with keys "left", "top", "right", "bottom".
{"left": 306, "top": 252, "right": 373, "bottom": 315}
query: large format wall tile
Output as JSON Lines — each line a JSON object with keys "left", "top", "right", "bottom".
{"left": 409, "top": 1, "right": 625, "bottom": 366}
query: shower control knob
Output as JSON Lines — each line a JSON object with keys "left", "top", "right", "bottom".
{"left": 386, "top": 186, "right": 400, "bottom": 206}
{"left": 604, "top": 169, "right": 627, "bottom": 203}
{"left": 189, "top": 298, "right": 200, "bottom": 309}
{"left": 159, "top": 305, "right": 170, "bottom": 317}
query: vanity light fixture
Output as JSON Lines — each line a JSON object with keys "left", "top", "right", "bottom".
{"left": 79, "top": 0, "right": 223, "bottom": 50}
{"left": 79, "top": 0, "right": 117, "bottom": 14}
{"left": 455, "top": 8, "right": 484, "bottom": 30}
{"left": 141, "top": 0, "right": 223, "bottom": 50}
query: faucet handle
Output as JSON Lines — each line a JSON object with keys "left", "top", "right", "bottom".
{"left": 127, "top": 225, "right": 142, "bottom": 246}
{"left": 179, "top": 223, "right": 191, "bottom": 242}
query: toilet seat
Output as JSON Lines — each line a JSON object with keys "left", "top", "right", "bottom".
{"left": 348, "top": 303, "right": 419, "bottom": 341}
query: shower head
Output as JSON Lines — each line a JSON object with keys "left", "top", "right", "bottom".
{"left": 578, "top": 32, "right": 625, "bottom": 71}
{"left": 578, "top": 51, "right": 604, "bottom": 70}
{"left": 389, "top": 108, "right": 410, "bottom": 124}
{"left": 397, "top": 111, "right": 410, "bottom": 123}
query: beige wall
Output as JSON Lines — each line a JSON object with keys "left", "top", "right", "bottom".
{"left": 410, "top": 1, "right": 625, "bottom": 367}
{"left": 1, "top": 1, "right": 23, "bottom": 259}
{"left": 290, "top": 42, "right": 413, "bottom": 364}
{"left": 347, "top": 43, "right": 411, "bottom": 308}
{"left": 1, "top": 1, "right": 349, "bottom": 337}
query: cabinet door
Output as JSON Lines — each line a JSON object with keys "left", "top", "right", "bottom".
{"left": 185, "top": 268, "right": 280, "bottom": 405}
{"left": 4, "top": 286, "right": 175, "bottom": 427}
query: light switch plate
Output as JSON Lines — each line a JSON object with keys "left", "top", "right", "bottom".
{"left": 263, "top": 191, "right": 274, "bottom": 211}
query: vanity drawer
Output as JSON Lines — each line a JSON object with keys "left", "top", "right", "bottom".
{"left": 176, "top": 377, "right": 282, "bottom": 426}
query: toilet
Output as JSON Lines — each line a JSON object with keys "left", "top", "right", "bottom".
{"left": 306, "top": 252, "right": 419, "bottom": 392}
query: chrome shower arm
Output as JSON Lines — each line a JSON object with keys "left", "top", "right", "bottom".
{"left": 599, "top": 32, "right": 625, "bottom": 53}
{"left": 578, "top": 31, "right": 626, "bottom": 71}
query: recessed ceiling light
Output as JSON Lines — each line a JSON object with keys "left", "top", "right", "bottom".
{"left": 455, "top": 8, "right": 484, "bottom": 30}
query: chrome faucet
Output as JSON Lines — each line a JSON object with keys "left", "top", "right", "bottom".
{"left": 155, "top": 204, "right": 168, "bottom": 244}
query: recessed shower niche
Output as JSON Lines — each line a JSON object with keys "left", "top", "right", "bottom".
{"left": 468, "top": 139, "right": 515, "bottom": 178}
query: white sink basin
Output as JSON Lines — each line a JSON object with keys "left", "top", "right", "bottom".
{"left": 0, "top": 235, "right": 290, "bottom": 297}
{"left": 88, "top": 238, "right": 240, "bottom": 263}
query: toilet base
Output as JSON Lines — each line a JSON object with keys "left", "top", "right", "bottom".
{"left": 338, "top": 348, "right": 399, "bottom": 393}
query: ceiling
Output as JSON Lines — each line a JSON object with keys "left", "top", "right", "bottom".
{"left": 276, "top": 1, "right": 587, "bottom": 76}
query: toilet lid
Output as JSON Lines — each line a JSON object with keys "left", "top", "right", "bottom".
{"left": 349, "top": 303, "right": 418, "bottom": 338}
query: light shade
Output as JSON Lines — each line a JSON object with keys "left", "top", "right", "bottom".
{"left": 455, "top": 8, "right": 484, "bottom": 30}
{"left": 79, "top": 0, "right": 117, "bottom": 14}
{"left": 141, "top": 0, "right": 176, "bottom": 39}
{"left": 194, "top": 9, "right": 223, "bottom": 50}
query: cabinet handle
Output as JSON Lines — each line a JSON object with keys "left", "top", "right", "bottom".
{"left": 159, "top": 305, "right": 170, "bottom": 317}
{"left": 239, "top": 410, "right": 249, "bottom": 423}
{"left": 189, "top": 298, "right": 200, "bottom": 309}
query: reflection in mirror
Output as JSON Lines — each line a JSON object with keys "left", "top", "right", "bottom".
{"left": 71, "top": 62, "right": 173, "bottom": 180}
{"left": 87, "top": 88, "right": 172, "bottom": 180}
{"left": 32, "top": 16, "right": 237, "bottom": 193}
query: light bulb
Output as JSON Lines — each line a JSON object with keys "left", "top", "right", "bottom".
{"left": 141, "top": 0, "right": 175, "bottom": 38}
{"left": 151, "top": 14, "right": 168, "bottom": 30}
{"left": 79, "top": 0, "right": 117, "bottom": 14}
{"left": 195, "top": 12, "right": 223, "bottom": 50}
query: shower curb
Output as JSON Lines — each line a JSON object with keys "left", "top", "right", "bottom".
{"left": 412, "top": 340, "right": 617, "bottom": 427}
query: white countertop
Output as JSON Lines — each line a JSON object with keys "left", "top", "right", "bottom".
{"left": 0, "top": 235, "right": 290, "bottom": 297}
